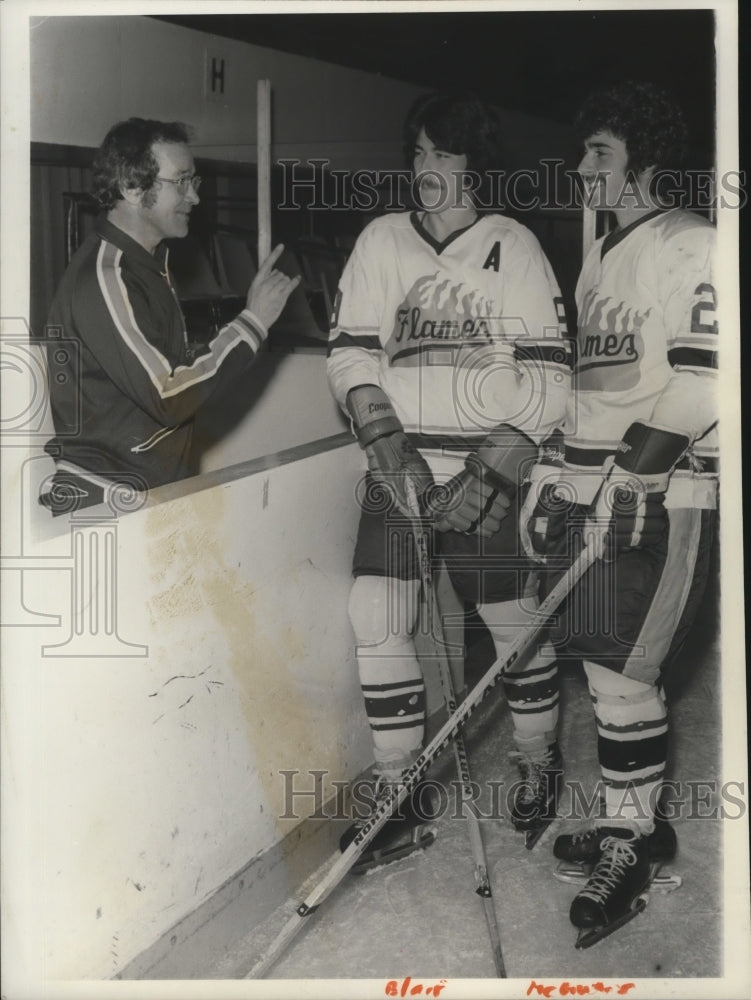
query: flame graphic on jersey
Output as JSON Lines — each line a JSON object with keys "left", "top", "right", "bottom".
{"left": 420, "top": 275, "right": 487, "bottom": 318}
{"left": 576, "top": 289, "right": 649, "bottom": 391}
{"left": 388, "top": 272, "right": 495, "bottom": 365}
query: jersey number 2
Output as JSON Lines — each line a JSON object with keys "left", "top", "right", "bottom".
{"left": 690, "top": 282, "right": 718, "bottom": 334}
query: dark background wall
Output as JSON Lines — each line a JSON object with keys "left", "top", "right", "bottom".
{"left": 157, "top": 7, "right": 718, "bottom": 168}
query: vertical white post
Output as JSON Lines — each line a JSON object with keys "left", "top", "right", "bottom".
{"left": 257, "top": 79, "right": 272, "bottom": 265}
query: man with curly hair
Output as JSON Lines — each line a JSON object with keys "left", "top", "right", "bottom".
{"left": 42, "top": 118, "right": 299, "bottom": 512}
{"left": 327, "top": 91, "right": 571, "bottom": 871}
{"left": 517, "top": 81, "right": 718, "bottom": 945}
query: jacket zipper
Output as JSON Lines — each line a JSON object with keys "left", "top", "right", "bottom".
{"left": 160, "top": 248, "right": 195, "bottom": 362}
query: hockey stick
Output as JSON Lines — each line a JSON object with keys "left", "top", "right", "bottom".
{"left": 405, "top": 483, "right": 507, "bottom": 977}
{"left": 248, "top": 536, "right": 597, "bottom": 978}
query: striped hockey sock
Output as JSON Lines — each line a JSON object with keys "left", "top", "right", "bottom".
{"left": 479, "top": 598, "right": 560, "bottom": 742}
{"left": 584, "top": 660, "right": 667, "bottom": 834}
{"left": 349, "top": 575, "right": 425, "bottom": 773}
{"left": 360, "top": 654, "right": 426, "bottom": 773}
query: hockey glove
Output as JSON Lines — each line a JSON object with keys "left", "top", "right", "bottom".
{"left": 430, "top": 424, "right": 539, "bottom": 538}
{"left": 586, "top": 421, "right": 690, "bottom": 560}
{"left": 519, "top": 433, "right": 567, "bottom": 562}
{"left": 346, "top": 384, "right": 433, "bottom": 516}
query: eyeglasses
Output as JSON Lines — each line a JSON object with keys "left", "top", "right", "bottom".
{"left": 156, "top": 174, "right": 202, "bottom": 195}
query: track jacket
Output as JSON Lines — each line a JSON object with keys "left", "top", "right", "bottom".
{"left": 44, "top": 217, "right": 266, "bottom": 492}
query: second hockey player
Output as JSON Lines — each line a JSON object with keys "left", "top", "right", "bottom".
{"left": 518, "top": 80, "right": 718, "bottom": 946}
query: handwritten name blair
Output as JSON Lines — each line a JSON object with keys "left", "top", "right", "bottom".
{"left": 384, "top": 977, "right": 447, "bottom": 997}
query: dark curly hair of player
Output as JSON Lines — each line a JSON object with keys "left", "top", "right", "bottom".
{"left": 574, "top": 81, "right": 688, "bottom": 176}
{"left": 403, "top": 91, "right": 502, "bottom": 176}
{"left": 92, "top": 118, "right": 193, "bottom": 211}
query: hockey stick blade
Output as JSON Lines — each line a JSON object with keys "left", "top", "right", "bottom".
{"left": 248, "top": 541, "right": 597, "bottom": 978}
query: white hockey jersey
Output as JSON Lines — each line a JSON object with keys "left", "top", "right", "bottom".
{"left": 327, "top": 211, "right": 571, "bottom": 472}
{"left": 561, "top": 208, "right": 718, "bottom": 508}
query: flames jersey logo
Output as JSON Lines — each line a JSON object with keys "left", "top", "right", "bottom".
{"left": 387, "top": 272, "right": 496, "bottom": 365}
{"left": 576, "top": 288, "right": 649, "bottom": 390}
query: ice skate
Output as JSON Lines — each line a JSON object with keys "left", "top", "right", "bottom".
{"left": 339, "top": 773, "right": 438, "bottom": 874}
{"left": 554, "top": 804, "right": 681, "bottom": 892}
{"left": 569, "top": 828, "right": 651, "bottom": 948}
{"left": 508, "top": 741, "right": 562, "bottom": 849}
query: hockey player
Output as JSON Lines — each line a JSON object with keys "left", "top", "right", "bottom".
{"left": 327, "top": 91, "right": 571, "bottom": 871}
{"left": 518, "top": 81, "right": 718, "bottom": 945}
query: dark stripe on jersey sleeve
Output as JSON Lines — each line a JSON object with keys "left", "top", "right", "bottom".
{"left": 668, "top": 346, "right": 718, "bottom": 370}
{"left": 391, "top": 342, "right": 462, "bottom": 364}
{"left": 327, "top": 331, "right": 381, "bottom": 357}
{"left": 514, "top": 341, "right": 573, "bottom": 367}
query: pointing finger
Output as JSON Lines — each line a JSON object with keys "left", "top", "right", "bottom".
{"left": 258, "top": 243, "right": 285, "bottom": 275}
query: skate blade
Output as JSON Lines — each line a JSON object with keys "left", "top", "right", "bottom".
{"left": 556, "top": 862, "right": 682, "bottom": 892}
{"left": 554, "top": 861, "right": 591, "bottom": 885}
{"left": 574, "top": 895, "right": 647, "bottom": 949}
{"left": 648, "top": 861, "right": 682, "bottom": 892}
{"left": 352, "top": 827, "right": 437, "bottom": 876}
